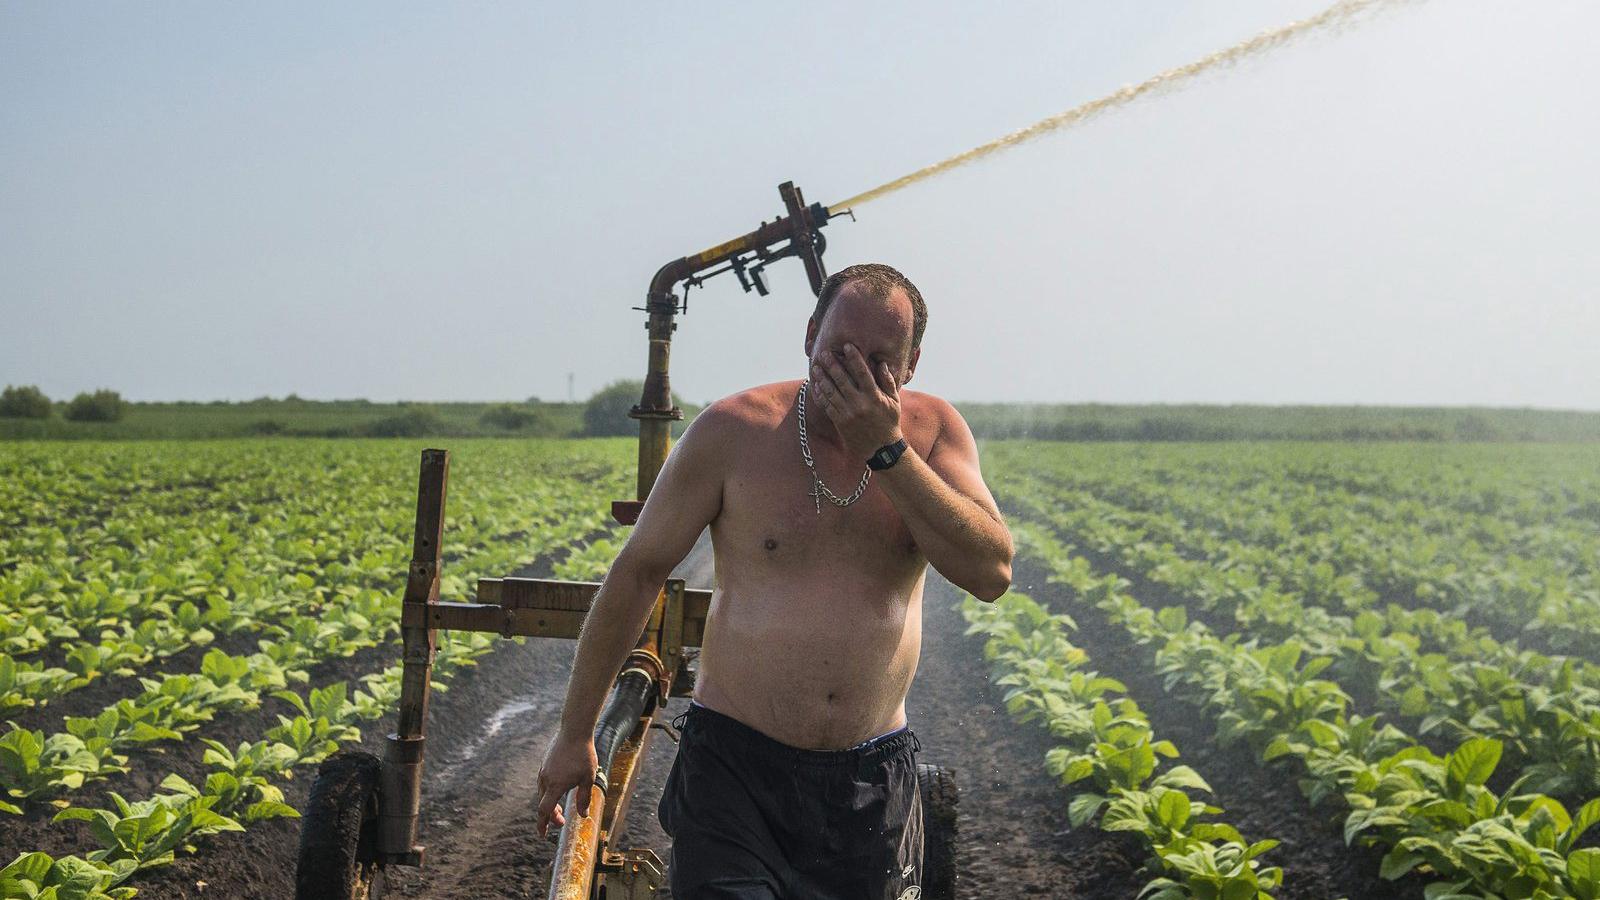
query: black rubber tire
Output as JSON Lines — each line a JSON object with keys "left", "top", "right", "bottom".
{"left": 296, "top": 750, "right": 386, "bottom": 900}
{"left": 917, "top": 762, "right": 959, "bottom": 900}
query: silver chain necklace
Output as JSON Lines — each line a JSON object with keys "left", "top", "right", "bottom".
{"left": 797, "top": 380, "right": 871, "bottom": 515}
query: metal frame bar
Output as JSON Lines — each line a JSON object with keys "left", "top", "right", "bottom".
{"left": 399, "top": 577, "right": 710, "bottom": 648}
{"left": 378, "top": 448, "right": 448, "bottom": 860}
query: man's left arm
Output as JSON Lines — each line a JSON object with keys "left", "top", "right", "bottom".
{"left": 813, "top": 344, "right": 1013, "bottom": 601}
{"left": 875, "top": 401, "right": 1013, "bottom": 601}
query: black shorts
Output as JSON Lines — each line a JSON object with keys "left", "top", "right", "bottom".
{"left": 657, "top": 701, "right": 924, "bottom": 899}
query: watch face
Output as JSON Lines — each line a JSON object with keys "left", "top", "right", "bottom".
{"left": 869, "top": 439, "right": 905, "bottom": 469}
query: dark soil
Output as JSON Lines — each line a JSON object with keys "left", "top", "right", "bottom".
{"left": 10, "top": 628, "right": 267, "bottom": 736}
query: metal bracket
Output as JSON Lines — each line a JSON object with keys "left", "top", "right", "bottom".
{"left": 659, "top": 579, "right": 686, "bottom": 705}
{"left": 598, "top": 848, "right": 667, "bottom": 899}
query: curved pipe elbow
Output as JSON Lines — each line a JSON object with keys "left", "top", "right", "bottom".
{"left": 648, "top": 257, "right": 694, "bottom": 300}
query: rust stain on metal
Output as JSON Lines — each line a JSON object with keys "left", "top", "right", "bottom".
{"left": 549, "top": 784, "right": 605, "bottom": 900}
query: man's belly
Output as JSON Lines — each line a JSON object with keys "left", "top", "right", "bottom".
{"left": 691, "top": 580, "right": 924, "bottom": 750}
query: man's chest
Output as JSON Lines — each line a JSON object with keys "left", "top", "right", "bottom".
{"left": 715, "top": 439, "right": 919, "bottom": 569}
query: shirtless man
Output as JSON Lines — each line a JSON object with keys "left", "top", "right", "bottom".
{"left": 535, "top": 263, "right": 1013, "bottom": 899}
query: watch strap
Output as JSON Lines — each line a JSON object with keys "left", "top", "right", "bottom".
{"left": 867, "top": 438, "right": 909, "bottom": 470}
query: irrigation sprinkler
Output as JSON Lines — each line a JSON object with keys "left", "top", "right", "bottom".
{"left": 620, "top": 181, "right": 846, "bottom": 511}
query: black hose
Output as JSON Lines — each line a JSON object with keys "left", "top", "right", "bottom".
{"left": 591, "top": 668, "right": 655, "bottom": 790}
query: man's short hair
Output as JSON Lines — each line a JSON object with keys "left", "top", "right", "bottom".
{"left": 811, "top": 263, "right": 928, "bottom": 353}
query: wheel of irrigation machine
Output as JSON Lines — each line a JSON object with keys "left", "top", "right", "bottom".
{"left": 295, "top": 749, "right": 387, "bottom": 900}
{"left": 917, "top": 762, "right": 959, "bottom": 900}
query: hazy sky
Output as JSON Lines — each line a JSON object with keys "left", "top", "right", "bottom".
{"left": 3, "top": 2, "right": 1596, "bottom": 408}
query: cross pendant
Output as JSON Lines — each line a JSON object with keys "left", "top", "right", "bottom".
{"left": 808, "top": 475, "right": 822, "bottom": 515}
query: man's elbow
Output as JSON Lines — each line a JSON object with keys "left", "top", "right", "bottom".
{"left": 968, "top": 557, "right": 1012, "bottom": 603}
{"left": 634, "top": 563, "right": 676, "bottom": 596}
{"left": 966, "top": 534, "right": 1017, "bottom": 598}
{"left": 608, "top": 547, "right": 671, "bottom": 596}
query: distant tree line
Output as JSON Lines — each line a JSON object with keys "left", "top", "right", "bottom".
{"left": 0, "top": 385, "right": 127, "bottom": 422}
{"left": 6, "top": 381, "right": 1597, "bottom": 442}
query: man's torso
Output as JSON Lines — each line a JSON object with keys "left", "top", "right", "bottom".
{"left": 692, "top": 379, "right": 943, "bottom": 750}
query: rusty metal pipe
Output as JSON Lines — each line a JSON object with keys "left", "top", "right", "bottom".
{"left": 548, "top": 782, "right": 605, "bottom": 900}
{"left": 546, "top": 585, "right": 672, "bottom": 900}
{"left": 548, "top": 667, "right": 656, "bottom": 899}
{"left": 632, "top": 327, "right": 678, "bottom": 501}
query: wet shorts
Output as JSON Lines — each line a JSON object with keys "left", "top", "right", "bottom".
{"left": 657, "top": 701, "right": 924, "bottom": 899}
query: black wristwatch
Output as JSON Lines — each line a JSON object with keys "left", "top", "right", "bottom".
{"left": 867, "top": 437, "right": 909, "bottom": 471}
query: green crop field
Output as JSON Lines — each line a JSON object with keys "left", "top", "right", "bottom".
{"left": 3, "top": 437, "right": 1600, "bottom": 898}
{"left": 0, "top": 439, "right": 636, "bottom": 896}
{"left": 977, "top": 441, "right": 1600, "bottom": 899}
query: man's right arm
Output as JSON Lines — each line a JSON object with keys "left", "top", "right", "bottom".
{"left": 534, "top": 402, "right": 728, "bottom": 837}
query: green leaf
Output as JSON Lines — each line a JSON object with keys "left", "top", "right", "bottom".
{"left": 1, "top": 851, "right": 54, "bottom": 885}
{"left": 1566, "top": 798, "right": 1600, "bottom": 853}
{"left": 1137, "top": 878, "right": 1185, "bottom": 900}
{"left": 1444, "top": 737, "right": 1501, "bottom": 794}
{"left": 45, "top": 855, "right": 115, "bottom": 900}
{"left": 1191, "top": 822, "right": 1246, "bottom": 845}
{"left": 1059, "top": 757, "right": 1095, "bottom": 786}
{"left": 1569, "top": 848, "right": 1600, "bottom": 900}
{"left": 1381, "top": 848, "right": 1426, "bottom": 880}
{"left": 1244, "top": 838, "right": 1279, "bottom": 859}
{"left": 1155, "top": 790, "right": 1191, "bottom": 831}
{"left": 158, "top": 774, "right": 200, "bottom": 798}
{"left": 1068, "top": 793, "right": 1107, "bottom": 828}
{"left": 243, "top": 800, "right": 299, "bottom": 822}
{"left": 1398, "top": 684, "right": 1430, "bottom": 718}
{"left": 1154, "top": 765, "right": 1212, "bottom": 794}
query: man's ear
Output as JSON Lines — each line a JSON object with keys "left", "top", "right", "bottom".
{"left": 902, "top": 346, "right": 921, "bottom": 386}
{"left": 803, "top": 317, "right": 819, "bottom": 358}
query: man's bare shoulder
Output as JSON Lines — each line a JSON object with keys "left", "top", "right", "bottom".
{"left": 898, "top": 388, "right": 965, "bottom": 440}
{"left": 697, "top": 381, "right": 801, "bottom": 434}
